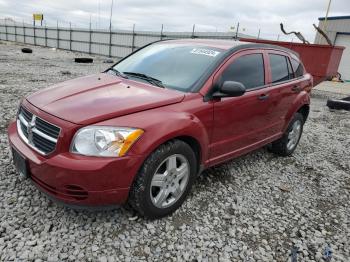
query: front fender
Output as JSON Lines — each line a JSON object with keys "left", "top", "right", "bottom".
{"left": 97, "top": 108, "right": 210, "bottom": 165}
{"left": 283, "top": 91, "right": 310, "bottom": 132}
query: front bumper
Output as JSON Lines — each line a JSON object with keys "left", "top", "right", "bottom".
{"left": 8, "top": 121, "right": 144, "bottom": 207}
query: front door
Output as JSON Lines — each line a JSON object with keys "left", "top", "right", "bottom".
{"left": 209, "top": 50, "right": 280, "bottom": 164}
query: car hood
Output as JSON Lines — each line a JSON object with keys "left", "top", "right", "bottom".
{"left": 27, "top": 73, "right": 185, "bottom": 125}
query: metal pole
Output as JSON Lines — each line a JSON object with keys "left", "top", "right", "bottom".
{"left": 235, "top": 22, "right": 240, "bottom": 39}
{"left": 131, "top": 24, "right": 136, "bottom": 52}
{"left": 322, "top": 0, "right": 332, "bottom": 32}
{"left": 108, "top": 0, "right": 114, "bottom": 57}
{"left": 4, "top": 20, "right": 8, "bottom": 41}
{"left": 98, "top": 0, "right": 101, "bottom": 29}
{"left": 33, "top": 23, "right": 36, "bottom": 45}
{"left": 14, "top": 23, "right": 17, "bottom": 42}
{"left": 160, "top": 24, "right": 164, "bottom": 40}
{"left": 277, "top": 34, "right": 280, "bottom": 41}
{"left": 69, "top": 22, "right": 72, "bottom": 51}
{"left": 56, "top": 20, "right": 59, "bottom": 48}
{"left": 89, "top": 20, "right": 92, "bottom": 54}
{"left": 192, "top": 24, "right": 196, "bottom": 38}
{"left": 108, "top": 27, "right": 112, "bottom": 57}
{"left": 109, "top": 0, "right": 114, "bottom": 31}
{"left": 257, "top": 29, "right": 261, "bottom": 40}
{"left": 44, "top": 21, "right": 47, "bottom": 47}
{"left": 23, "top": 21, "right": 26, "bottom": 44}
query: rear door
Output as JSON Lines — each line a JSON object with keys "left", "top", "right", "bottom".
{"left": 266, "top": 51, "right": 306, "bottom": 130}
{"left": 209, "top": 50, "right": 281, "bottom": 164}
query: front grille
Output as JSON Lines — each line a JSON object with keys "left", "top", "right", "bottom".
{"left": 20, "top": 107, "right": 33, "bottom": 122}
{"left": 17, "top": 106, "right": 61, "bottom": 155}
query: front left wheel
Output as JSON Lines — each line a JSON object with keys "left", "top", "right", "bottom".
{"left": 128, "top": 140, "right": 197, "bottom": 219}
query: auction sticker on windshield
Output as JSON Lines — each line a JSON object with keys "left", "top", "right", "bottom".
{"left": 190, "top": 48, "right": 220, "bottom": 57}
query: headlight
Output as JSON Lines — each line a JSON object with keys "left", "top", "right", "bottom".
{"left": 70, "top": 126, "right": 144, "bottom": 157}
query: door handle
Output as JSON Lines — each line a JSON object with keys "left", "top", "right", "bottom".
{"left": 291, "top": 85, "right": 302, "bottom": 92}
{"left": 258, "top": 94, "right": 269, "bottom": 100}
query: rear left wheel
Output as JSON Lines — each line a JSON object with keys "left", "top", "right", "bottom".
{"left": 269, "top": 112, "right": 304, "bottom": 156}
{"left": 128, "top": 140, "right": 197, "bottom": 219}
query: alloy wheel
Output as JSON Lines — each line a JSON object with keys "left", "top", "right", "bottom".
{"left": 150, "top": 154, "right": 190, "bottom": 208}
{"left": 287, "top": 120, "right": 302, "bottom": 151}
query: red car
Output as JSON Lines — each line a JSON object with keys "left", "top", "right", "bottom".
{"left": 8, "top": 39, "right": 312, "bottom": 218}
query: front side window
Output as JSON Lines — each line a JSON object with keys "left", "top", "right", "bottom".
{"left": 113, "top": 43, "right": 224, "bottom": 92}
{"left": 221, "top": 54, "right": 265, "bottom": 90}
{"left": 269, "top": 54, "right": 290, "bottom": 83}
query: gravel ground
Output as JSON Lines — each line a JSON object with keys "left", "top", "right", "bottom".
{"left": 0, "top": 41, "right": 349, "bottom": 262}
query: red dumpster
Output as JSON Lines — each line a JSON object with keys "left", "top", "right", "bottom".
{"left": 240, "top": 38, "right": 345, "bottom": 86}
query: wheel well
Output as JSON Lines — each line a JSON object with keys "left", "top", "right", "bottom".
{"left": 173, "top": 136, "right": 201, "bottom": 173}
{"left": 297, "top": 104, "right": 310, "bottom": 122}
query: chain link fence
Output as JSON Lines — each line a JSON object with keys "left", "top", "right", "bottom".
{"left": 0, "top": 19, "right": 262, "bottom": 58}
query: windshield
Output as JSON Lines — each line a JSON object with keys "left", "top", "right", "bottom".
{"left": 113, "top": 43, "right": 225, "bottom": 92}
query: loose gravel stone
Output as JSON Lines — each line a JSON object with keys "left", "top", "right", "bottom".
{"left": 0, "top": 41, "right": 349, "bottom": 261}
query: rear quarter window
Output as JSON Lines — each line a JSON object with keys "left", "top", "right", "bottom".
{"left": 291, "top": 59, "right": 305, "bottom": 78}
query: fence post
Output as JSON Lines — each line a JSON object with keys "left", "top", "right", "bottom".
{"left": 69, "top": 22, "right": 72, "bottom": 51}
{"left": 56, "top": 20, "right": 59, "bottom": 49}
{"left": 89, "top": 22, "right": 92, "bottom": 54}
{"left": 160, "top": 24, "right": 164, "bottom": 40}
{"left": 131, "top": 24, "right": 136, "bottom": 52}
{"left": 235, "top": 22, "right": 240, "bottom": 39}
{"left": 33, "top": 24, "right": 36, "bottom": 45}
{"left": 191, "top": 24, "right": 195, "bottom": 39}
{"left": 5, "top": 20, "right": 8, "bottom": 41}
{"left": 23, "top": 21, "right": 26, "bottom": 44}
{"left": 44, "top": 22, "right": 47, "bottom": 47}
{"left": 108, "top": 26, "right": 113, "bottom": 57}
{"left": 14, "top": 23, "right": 17, "bottom": 42}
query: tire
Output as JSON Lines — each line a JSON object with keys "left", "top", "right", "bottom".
{"left": 103, "top": 59, "right": 114, "bottom": 64}
{"left": 128, "top": 140, "right": 197, "bottom": 219}
{"left": 74, "top": 58, "right": 93, "bottom": 63}
{"left": 269, "top": 113, "right": 304, "bottom": 156}
{"left": 21, "top": 48, "right": 32, "bottom": 53}
{"left": 327, "top": 97, "right": 350, "bottom": 111}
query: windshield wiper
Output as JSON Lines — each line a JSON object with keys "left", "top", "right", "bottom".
{"left": 122, "top": 72, "right": 165, "bottom": 88}
{"left": 107, "top": 68, "right": 128, "bottom": 79}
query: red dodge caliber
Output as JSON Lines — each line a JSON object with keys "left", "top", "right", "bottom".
{"left": 8, "top": 39, "right": 312, "bottom": 218}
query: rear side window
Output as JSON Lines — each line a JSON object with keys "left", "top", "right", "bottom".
{"left": 221, "top": 54, "right": 265, "bottom": 90}
{"left": 291, "top": 59, "right": 305, "bottom": 78}
{"left": 269, "top": 54, "right": 290, "bottom": 83}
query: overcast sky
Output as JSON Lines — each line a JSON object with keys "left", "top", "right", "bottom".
{"left": 0, "top": 0, "right": 349, "bottom": 41}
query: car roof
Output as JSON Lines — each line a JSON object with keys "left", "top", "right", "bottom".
{"left": 160, "top": 39, "right": 251, "bottom": 50}
{"left": 159, "top": 38, "right": 298, "bottom": 57}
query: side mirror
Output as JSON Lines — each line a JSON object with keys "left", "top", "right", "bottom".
{"left": 213, "top": 81, "right": 246, "bottom": 98}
